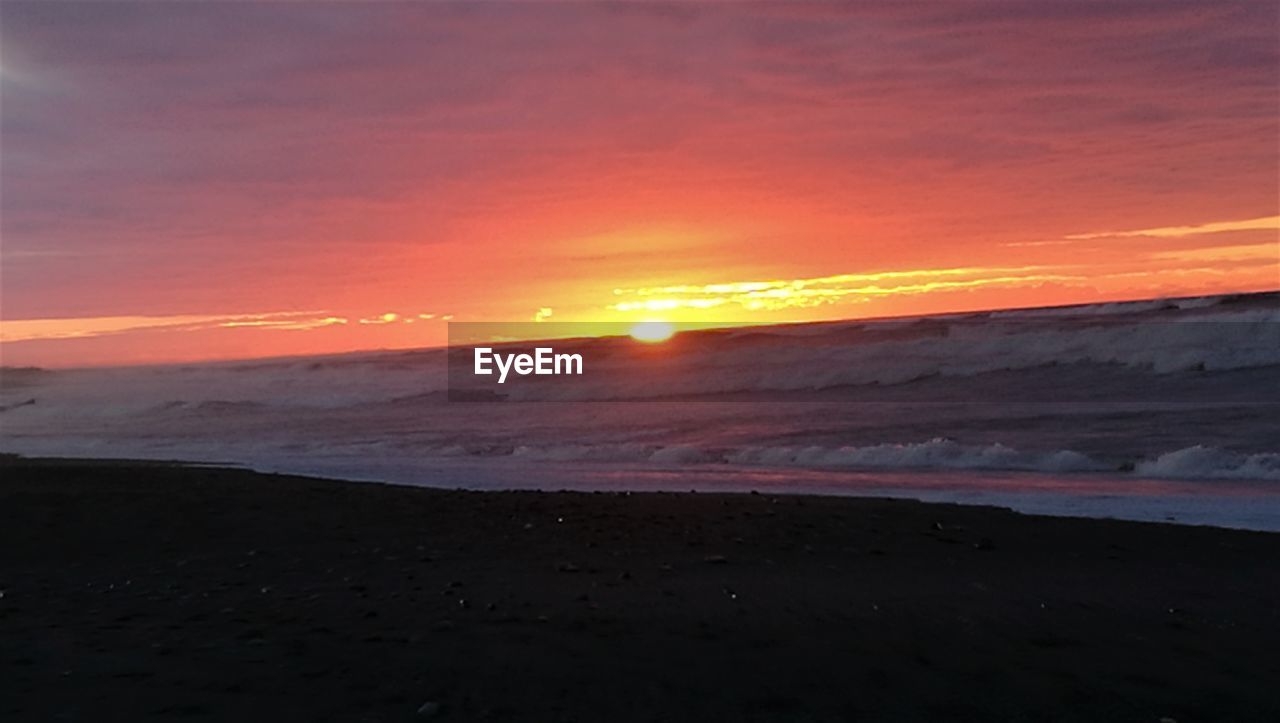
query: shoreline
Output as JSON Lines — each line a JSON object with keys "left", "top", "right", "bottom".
{"left": 3, "top": 456, "right": 1278, "bottom": 721}
{"left": 5, "top": 451, "right": 1278, "bottom": 533}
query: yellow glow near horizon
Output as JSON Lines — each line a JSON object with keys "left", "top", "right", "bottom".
{"left": 629, "top": 321, "right": 676, "bottom": 343}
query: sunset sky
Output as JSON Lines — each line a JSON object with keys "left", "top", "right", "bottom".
{"left": 2, "top": 1, "right": 1277, "bottom": 367}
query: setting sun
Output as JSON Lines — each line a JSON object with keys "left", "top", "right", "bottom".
{"left": 629, "top": 321, "right": 676, "bottom": 344}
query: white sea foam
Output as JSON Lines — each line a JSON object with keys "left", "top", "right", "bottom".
{"left": 724, "top": 439, "right": 1106, "bottom": 473}
{"left": 986, "top": 294, "right": 1227, "bottom": 318}
{"left": 1134, "top": 446, "right": 1280, "bottom": 481}
{"left": 461, "top": 439, "right": 1279, "bottom": 483}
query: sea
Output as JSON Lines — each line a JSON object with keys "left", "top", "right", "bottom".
{"left": 3, "top": 291, "right": 1278, "bottom": 531}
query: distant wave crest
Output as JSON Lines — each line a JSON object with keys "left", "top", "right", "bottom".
{"left": 1134, "top": 446, "right": 1280, "bottom": 481}
{"left": 501, "top": 439, "right": 1279, "bottom": 481}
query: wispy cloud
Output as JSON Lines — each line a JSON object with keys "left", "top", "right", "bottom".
{"left": 216, "top": 316, "right": 347, "bottom": 331}
{"left": 1148, "top": 242, "right": 1279, "bottom": 263}
{"left": 1066, "top": 216, "right": 1279, "bottom": 240}
{"left": 358, "top": 312, "right": 400, "bottom": 325}
{"left": 610, "top": 266, "right": 1077, "bottom": 313}
{"left": 1, "top": 311, "right": 345, "bottom": 343}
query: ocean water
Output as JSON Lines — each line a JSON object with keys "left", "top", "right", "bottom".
{"left": 3, "top": 292, "right": 1279, "bottom": 530}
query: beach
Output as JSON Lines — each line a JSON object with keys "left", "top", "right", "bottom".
{"left": 2, "top": 457, "right": 1277, "bottom": 722}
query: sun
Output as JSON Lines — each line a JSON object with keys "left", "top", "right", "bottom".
{"left": 629, "top": 320, "right": 676, "bottom": 343}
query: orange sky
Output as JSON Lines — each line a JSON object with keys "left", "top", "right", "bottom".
{"left": 1, "top": 2, "right": 1277, "bottom": 367}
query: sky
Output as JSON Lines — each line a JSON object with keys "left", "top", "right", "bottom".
{"left": 1, "top": 1, "right": 1277, "bottom": 367}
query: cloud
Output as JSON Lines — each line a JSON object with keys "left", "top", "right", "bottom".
{"left": 217, "top": 317, "right": 347, "bottom": 331}
{"left": 610, "top": 266, "right": 1077, "bottom": 312}
{"left": 357, "top": 313, "right": 399, "bottom": 325}
{"left": 0, "top": 311, "right": 345, "bottom": 343}
{"left": 1148, "top": 242, "right": 1279, "bottom": 264}
{"left": 1067, "top": 216, "right": 1280, "bottom": 240}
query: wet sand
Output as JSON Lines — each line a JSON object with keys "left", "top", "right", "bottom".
{"left": 2, "top": 456, "right": 1277, "bottom": 722}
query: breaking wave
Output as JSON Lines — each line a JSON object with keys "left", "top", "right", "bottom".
{"left": 723, "top": 439, "right": 1105, "bottom": 473}
{"left": 1134, "top": 446, "right": 1280, "bottom": 481}
{"left": 492, "top": 439, "right": 1280, "bottom": 481}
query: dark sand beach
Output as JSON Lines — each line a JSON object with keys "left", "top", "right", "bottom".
{"left": 2, "top": 457, "right": 1277, "bottom": 722}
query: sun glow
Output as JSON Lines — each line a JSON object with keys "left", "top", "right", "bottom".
{"left": 629, "top": 321, "right": 676, "bottom": 343}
